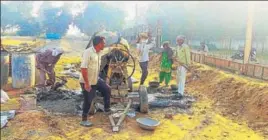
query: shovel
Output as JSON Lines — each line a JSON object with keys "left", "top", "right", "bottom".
{"left": 174, "top": 60, "right": 200, "bottom": 81}
{"left": 37, "top": 68, "right": 68, "bottom": 90}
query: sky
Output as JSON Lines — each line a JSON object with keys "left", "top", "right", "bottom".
{"left": 101, "top": 1, "right": 152, "bottom": 21}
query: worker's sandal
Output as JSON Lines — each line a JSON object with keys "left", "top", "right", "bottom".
{"left": 104, "top": 108, "right": 112, "bottom": 115}
{"left": 80, "top": 121, "right": 93, "bottom": 127}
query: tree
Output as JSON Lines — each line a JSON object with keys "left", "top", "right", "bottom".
{"left": 1, "top": 2, "right": 41, "bottom": 35}
{"left": 1, "top": 3, "right": 24, "bottom": 33}
{"left": 17, "top": 19, "right": 41, "bottom": 36}
{"left": 74, "top": 2, "right": 126, "bottom": 35}
{"left": 41, "top": 6, "right": 72, "bottom": 36}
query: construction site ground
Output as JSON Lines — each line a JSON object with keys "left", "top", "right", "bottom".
{"left": 1, "top": 41, "right": 268, "bottom": 140}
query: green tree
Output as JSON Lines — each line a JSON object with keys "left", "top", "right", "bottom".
{"left": 74, "top": 2, "right": 126, "bottom": 35}
{"left": 17, "top": 19, "right": 41, "bottom": 36}
{"left": 1, "top": 3, "right": 24, "bottom": 33}
{"left": 40, "top": 6, "right": 72, "bottom": 36}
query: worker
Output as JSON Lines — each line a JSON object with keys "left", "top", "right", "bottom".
{"left": 35, "top": 48, "right": 64, "bottom": 89}
{"left": 79, "top": 36, "right": 111, "bottom": 127}
{"left": 173, "top": 35, "right": 191, "bottom": 98}
{"left": 159, "top": 41, "right": 174, "bottom": 87}
{"left": 250, "top": 47, "right": 257, "bottom": 61}
{"left": 200, "top": 41, "right": 209, "bottom": 55}
{"left": 136, "top": 32, "right": 156, "bottom": 85}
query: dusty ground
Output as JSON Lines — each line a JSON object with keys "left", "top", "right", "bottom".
{"left": 187, "top": 64, "right": 268, "bottom": 136}
{"left": 1, "top": 40, "right": 268, "bottom": 139}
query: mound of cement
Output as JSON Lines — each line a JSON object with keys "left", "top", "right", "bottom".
{"left": 37, "top": 89, "right": 82, "bottom": 115}
{"left": 148, "top": 93, "right": 196, "bottom": 109}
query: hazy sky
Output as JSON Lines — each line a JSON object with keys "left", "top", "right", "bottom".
{"left": 102, "top": 1, "right": 152, "bottom": 21}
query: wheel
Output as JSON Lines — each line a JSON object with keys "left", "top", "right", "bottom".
{"left": 105, "top": 48, "right": 136, "bottom": 80}
{"left": 139, "top": 85, "right": 149, "bottom": 113}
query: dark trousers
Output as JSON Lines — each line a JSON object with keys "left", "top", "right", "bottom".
{"left": 139, "top": 61, "right": 148, "bottom": 85}
{"left": 80, "top": 78, "right": 111, "bottom": 117}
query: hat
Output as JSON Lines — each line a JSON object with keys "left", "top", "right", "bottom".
{"left": 176, "top": 35, "right": 186, "bottom": 40}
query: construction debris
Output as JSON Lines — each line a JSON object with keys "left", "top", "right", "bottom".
{"left": 127, "top": 110, "right": 136, "bottom": 118}
{"left": 148, "top": 93, "right": 196, "bottom": 109}
{"left": 1, "top": 110, "right": 16, "bottom": 128}
{"left": 61, "top": 70, "right": 80, "bottom": 79}
{"left": 2, "top": 44, "right": 39, "bottom": 53}
{"left": 164, "top": 113, "right": 173, "bottom": 119}
{"left": 36, "top": 89, "right": 82, "bottom": 115}
{"left": 1, "top": 116, "right": 8, "bottom": 128}
{"left": 1, "top": 110, "right": 16, "bottom": 119}
{"left": 109, "top": 99, "right": 132, "bottom": 132}
{"left": 1, "top": 89, "right": 10, "bottom": 104}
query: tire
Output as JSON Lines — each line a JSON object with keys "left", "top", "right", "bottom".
{"left": 139, "top": 85, "right": 148, "bottom": 113}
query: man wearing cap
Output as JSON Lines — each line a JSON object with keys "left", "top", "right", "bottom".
{"left": 79, "top": 36, "right": 111, "bottom": 127}
{"left": 174, "top": 35, "right": 191, "bottom": 98}
{"left": 136, "top": 32, "right": 156, "bottom": 85}
{"left": 35, "top": 47, "right": 64, "bottom": 88}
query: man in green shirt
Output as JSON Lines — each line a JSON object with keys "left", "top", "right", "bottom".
{"left": 174, "top": 35, "right": 191, "bottom": 98}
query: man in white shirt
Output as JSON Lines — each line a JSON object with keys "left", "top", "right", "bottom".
{"left": 136, "top": 33, "right": 156, "bottom": 85}
{"left": 79, "top": 36, "right": 111, "bottom": 127}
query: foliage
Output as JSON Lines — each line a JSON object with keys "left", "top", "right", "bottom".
{"left": 1, "top": 3, "right": 24, "bottom": 31}
{"left": 16, "top": 19, "right": 41, "bottom": 36}
{"left": 40, "top": 6, "right": 72, "bottom": 36}
{"left": 74, "top": 2, "right": 126, "bottom": 35}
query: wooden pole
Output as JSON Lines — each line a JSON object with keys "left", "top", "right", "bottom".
{"left": 116, "top": 99, "right": 132, "bottom": 127}
{"left": 244, "top": 2, "right": 255, "bottom": 64}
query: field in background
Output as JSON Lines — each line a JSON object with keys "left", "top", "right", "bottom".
{"left": 2, "top": 39, "right": 36, "bottom": 46}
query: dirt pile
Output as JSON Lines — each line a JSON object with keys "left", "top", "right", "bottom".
{"left": 187, "top": 64, "right": 268, "bottom": 135}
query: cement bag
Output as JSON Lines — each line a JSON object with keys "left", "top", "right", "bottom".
{"left": 1, "top": 89, "right": 10, "bottom": 103}
{"left": 1, "top": 110, "right": 16, "bottom": 119}
{"left": 1, "top": 116, "right": 8, "bottom": 128}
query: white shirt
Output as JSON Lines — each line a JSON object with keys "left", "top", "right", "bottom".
{"left": 137, "top": 40, "right": 155, "bottom": 62}
{"left": 79, "top": 47, "right": 101, "bottom": 85}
